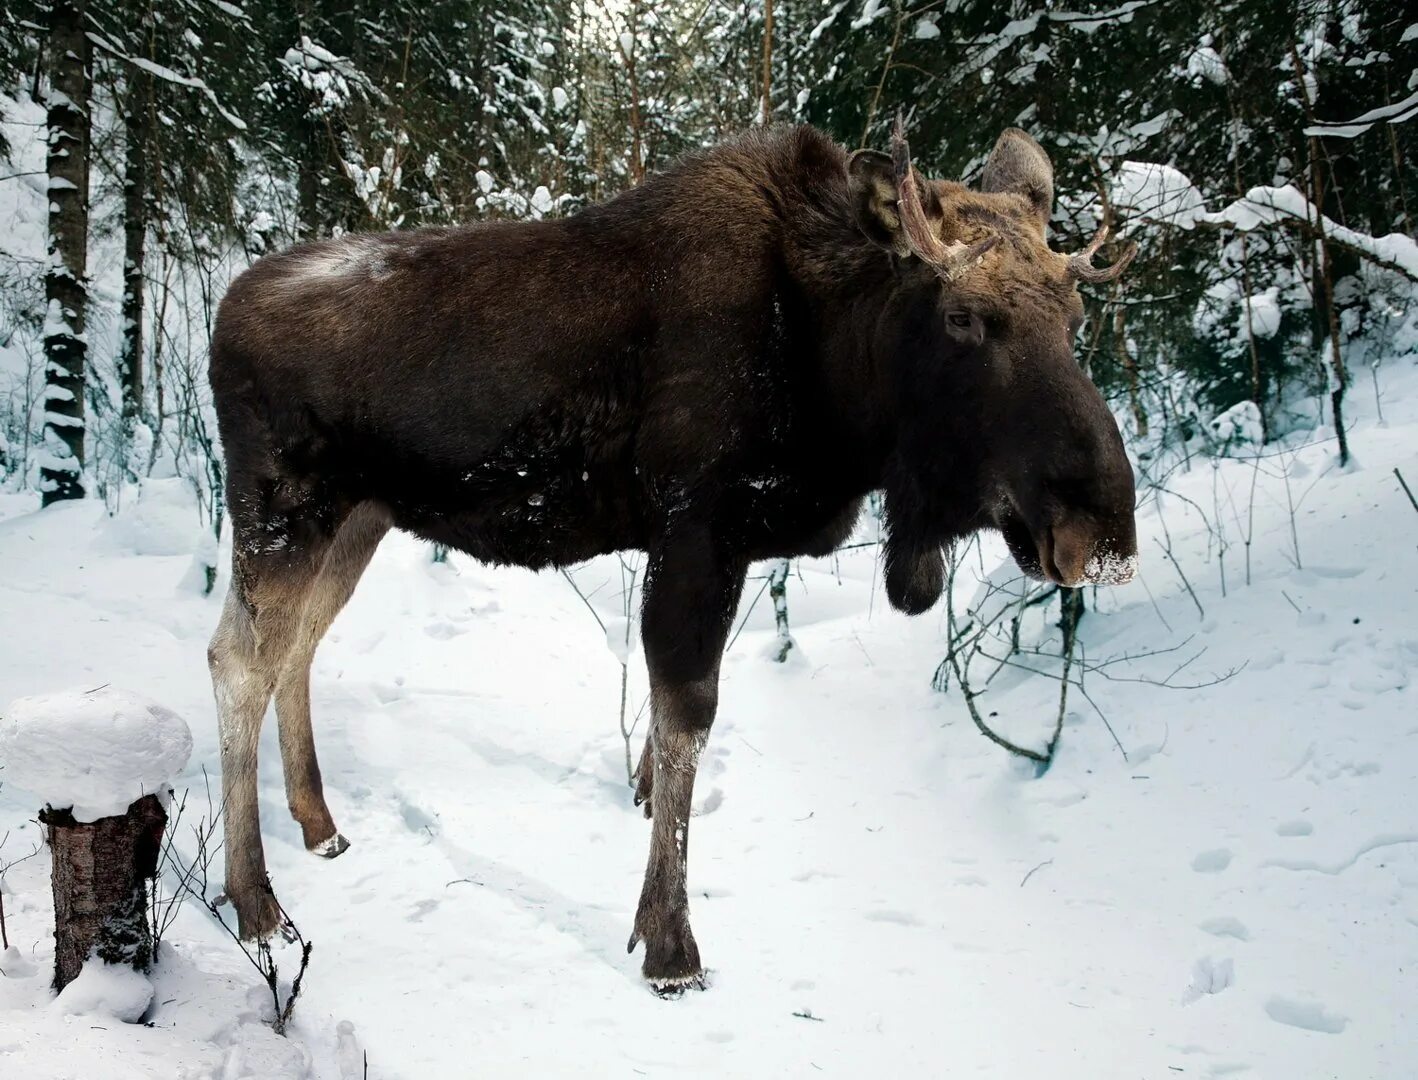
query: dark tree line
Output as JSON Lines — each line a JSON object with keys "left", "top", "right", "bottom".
{"left": 0, "top": 0, "right": 1413, "bottom": 506}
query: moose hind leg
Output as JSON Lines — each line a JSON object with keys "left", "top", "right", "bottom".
{"left": 274, "top": 502, "right": 390, "bottom": 856}
{"left": 210, "top": 565, "right": 322, "bottom": 939}
{"left": 210, "top": 488, "right": 340, "bottom": 939}
{"left": 628, "top": 537, "right": 744, "bottom": 992}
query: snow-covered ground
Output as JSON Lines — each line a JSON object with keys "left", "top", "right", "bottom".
{"left": 2, "top": 360, "right": 1416, "bottom": 1078}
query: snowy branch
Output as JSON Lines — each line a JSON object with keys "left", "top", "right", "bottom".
{"left": 85, "top": 31, "right": 248, "bottom": 131}
{"left": 1302, "top": 86, "right": 1418, "bottom": 139}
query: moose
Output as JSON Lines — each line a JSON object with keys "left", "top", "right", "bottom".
{"left": 207, "top": 118, "right": 1137, "bottom": 992}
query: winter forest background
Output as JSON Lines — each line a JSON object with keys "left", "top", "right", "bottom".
{"left": 1, "top": 1, "right": 1416, "bottom": 1077}
{"left": 0, "top": 0, "right": 1414, "bottom": 518}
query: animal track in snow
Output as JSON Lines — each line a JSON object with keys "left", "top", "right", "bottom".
{"left": 1274, "top": 819, "right": 1313, "bottom": 837}
{"left": 1247, "top": 648, "right": 1285, "bottom": 672}
{"left": 692, "top": 787, "right": 724, "bottom": 816}
{"left": 1264, "top": 995, "right": 1347, "bottom": 1034}
{"left": 864, "top": 909, "right": 922, "bottom": 926}
{"left": 407, "top": 899, "right": 439, "bottom": 922}
{"left": 1192, "top": 848, "right": 1233, "bottom": 873}
{"left": 1182, "top": 956, "right": 1234, "bottom": 1003}
{"left": 1199, "top": 916, "right": 1250, "bottom": 941}
{"left": 1324, "top": 760, "right": 1381, "bottom": 778}
{"left": 396, "top": 794, "right": 440, "bottom": 838}
{"left": 1263, "top": 832, "right": 1418, "bottom": 875}
{"left": 423, "top": 621, "right": 467, "bottom": 640}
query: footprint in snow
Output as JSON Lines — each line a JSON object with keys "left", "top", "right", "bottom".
{"left": 1199, "top": 916, "right": 1250, "bottom": 941}
{"left": 1326, "top": 761, "right": 1381, "bottom": 778}
{"left": 1275, "top": 819, "right": 1313, "bottom": 837}
{"left": 423, "top": 621, "right": 467, "bottom": 640}
{"left": 396, "top": 794, "right": 439, "bottom": 838}
{"left": 1265, "top": 996, "right": 1347, "bottom": 1034}
{"left": 1247, "top": 648, "right": 1285, "bottom": 672}
{"left": 1192, "top": 848, "right": 1233, "bottom": 873}
{"left": 864, "top": 909, "right": 922, "bottom": 926}
{"left": 1182, "top": 956, "right": 1234, "bottom": 1004}
{"left": 407, "top": 899, "right": 439, "bottom": 923}
{"left": 692, "top": 786, "right": 724, "bottom": 816}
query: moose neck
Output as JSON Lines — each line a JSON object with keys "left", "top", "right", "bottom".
{"left": 781, "top": 202, "right": 910, "bottom": 491}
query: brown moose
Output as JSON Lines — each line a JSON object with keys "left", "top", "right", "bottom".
{"left": 206, "top": 118, "right": 1137, "bottom": 992}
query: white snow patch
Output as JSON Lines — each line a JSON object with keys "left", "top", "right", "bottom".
{"left": 0, "top": 687, "right": 192, "bottom": 820}
{"left": 99, "top": 477, "right": 208, "bottom": 557}
{"left": 53, "top": 961, "right": 154, "bottom": 1023}
{"left": 1112, "top": 161, "right": 1206, "bottom": 227}
{"left": 1246, "top": 287, "right": 1282, "bottom": 340}
{"left": 1209, "top": 400, "right": 1264, "bottom": 452}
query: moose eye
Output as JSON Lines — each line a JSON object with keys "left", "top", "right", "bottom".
{"left": 948, "top": 312, "right": 972, "bottom": 329}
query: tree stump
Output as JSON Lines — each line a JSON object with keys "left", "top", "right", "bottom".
{"left": 39, "top": 793, "right": 167, "bottom": 992}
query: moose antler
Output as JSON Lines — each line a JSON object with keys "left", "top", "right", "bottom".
{"left": 890, "top": 114, "right": 999, "bottom": 282}
{"left": 1066, "top": 222, "right": 1137, "bottom": 283}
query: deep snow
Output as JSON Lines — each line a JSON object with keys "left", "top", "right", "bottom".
{"left": 1, "top": 686, "right": 193, "bottom": 821}
{"left": 1, "top": 365, "right": 1416, "bottom": 1077}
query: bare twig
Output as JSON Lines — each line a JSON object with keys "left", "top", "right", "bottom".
{"left": 1019, "top": 859, "right": 1054, "bottom": 888}
{"left": 0, "top": 826, "right": 44, "bottom": 952}
{"left": 1153, "top": 536, "right": 1204, "bottom": 620}
{"left": 159, "top": 779, "right": 312, "bottom": 1035}
{"left": 1395, "top": 468, "right": 1418, "bottom": 514}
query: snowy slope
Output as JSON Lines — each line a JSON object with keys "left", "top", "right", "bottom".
{"left": 1, "top": 362, "right": 1416, "bottom": 1079}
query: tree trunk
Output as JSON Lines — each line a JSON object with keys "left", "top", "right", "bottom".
{"left": 41, "top": 0, "right": 91, "bottom": 506}
{"left": 760, "top": 0, "right": 774, "bottom": 125}
{"left": 1289, "top": 45, "right": 1349, "bottom": 466}
{"left": 297, "top": 118, "right": 322, "bottom": 240}
{"left": 768, "top": 558, "right": 793, "bottom": 662}
{"left": 40, "top": 794, "right": 167, "bottom": 992}
{"left": 1307, "top": 146, "right": 1350, "bottom": 467}
{"left": 119, "top": 67, "right": 150, "bottom": 443}
{"left": 1113, "top": 305, "right": 1147, "bottom": 439}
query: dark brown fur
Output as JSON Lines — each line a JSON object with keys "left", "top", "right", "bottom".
{"left": 207, "top": 123, "right": 1136, "bottom": 990}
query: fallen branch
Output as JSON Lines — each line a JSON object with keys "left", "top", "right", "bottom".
{"left": 1020, "top": 859, "right": 1054, "bottom": 888}
{"left": 1396, "top": 467, "right": 1418, "bottom": 514}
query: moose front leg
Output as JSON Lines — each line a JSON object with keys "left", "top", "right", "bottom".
{"left": 627, "top": 537, "right": 744, "bottom": 993}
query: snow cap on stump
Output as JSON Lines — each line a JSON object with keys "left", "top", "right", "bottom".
{"left": 0, "top": 687, "right": 193, "bottom": 821}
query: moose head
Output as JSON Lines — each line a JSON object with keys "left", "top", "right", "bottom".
{"left": 848, "top": 118, "right": 1139, "bottom": 613}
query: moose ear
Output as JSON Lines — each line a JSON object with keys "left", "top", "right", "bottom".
{"left": 980, "top": 127, "right": 1054, "bottom": 233}
{"left": 848, "top": 148, "right": 940, "bottom": 256}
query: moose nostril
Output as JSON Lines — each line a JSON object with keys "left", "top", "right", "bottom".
{"left": 1047, "top": 522, "right": 1090, "bottom": 586}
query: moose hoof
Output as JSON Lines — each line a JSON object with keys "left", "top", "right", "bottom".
{"left": 631, "top": 919, "right": 705, "bottom": 994}
{"left": 648, "top": 970, "right": 708, "bottom": 997}
{"left": 310, "top": 832, "right": 350, "bottom": 859}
